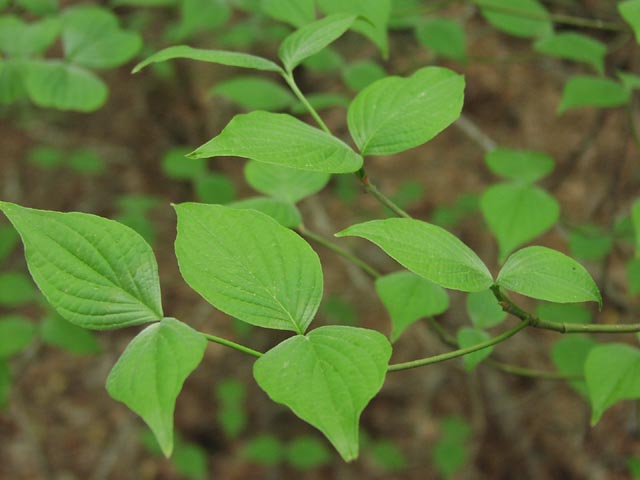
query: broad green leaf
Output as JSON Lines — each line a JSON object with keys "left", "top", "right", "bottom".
{"left": 481, "top": 183, "right": 559, "bottom": 260}
{"left": 62, "top": 6, "right": 141, "bottom": 69}
{"left": 174, "top": 203, "right": 322, "bottom": 333}
{"left": 228, "top": 196, "right": 302, "bottom": 228}
{"left": 415, "top": 18, "right": 466, "bottom": 62}
{"left": 585, "top": 343, "right": 640, "bottom": 424}
{"left": 190, "top": 111, "right": 363, "bottom": 173}
{"left": 26, "top": 60, "right": 108, "bottom": 112}
{"left": 633, "top": 199, "right": 640, "bottom": 257}
{"left": 0, "top": 272, "right": 36, "bottom": 306}
{"left": 133, "top": 45, "right": 283, "bottom": 74}
{"left": 457, "top": 327, "right": 492, "bottom": 371}
{"left": 211, "top": 76, "right": 295, "bottom": 111}
{"left": 253, "top": 325, "right": 391, "bottom": 461}
{"left": 0, "top": 59, "right": 28, "bottom": 104}
{"left": 619, "top": 0, "right": 640, "bottom": 44}
{"left": 475, "top": 0, "right": 552, "bottom": 38}
{"left": 336, "top": 218, "right": 493, "bottom": 292}
{"left": 194, "top": 174, "right": 236, "bottom": 204}
{"left": 0, "top": 223, "right": 19, "bottom": 263}
{"left": 162, "top": 147, "right": 207, "bottom": 180}
{"left": 106, "top": 317, "right": 207, "bottom": 456}
{"left": 286, "top": 436, "right": 332, "bottom": 469}
{"left": 347, "top": 66, "right": 464, "bottom": 155}
{"left": 375, "top": 271, "right": 449, "bottom": 341}
{"left": 551, "top": 336, "right": 596, "bottom": 395}
{"left": 0, "top": 316, "right": 35, "bottom": 357}
{"left": 317, "top": 0, "right": 391, "bottom": 58}
{"left": 40, "top": 313, "right": 101, "bottom": 355}
{"left": 497, "top": 246, "right": 602, "bottom": 307}
{"left": 241, "top": 434, "right": 284, "bottom": 465}
{"left": 261, "top": 0, "right": 315, "bottom": 27}
{"left": 16, "top": 0, "right": 57, "bottom": 15}
{"left": 534, "top": 33, "right": 606, "bottom": 74}
{"left": 0, "top": 202, "right": 163, "bottom": 329}
{"left": 342, "top": 60, "right": 386, "bottom": 91}
{"left": 536, "top": 303, "right": 591, "bottom": 325}
{"left": 279, "top": 14, "right": 356, "bottom": 72}
{"left": 389, "top": 0, "right": 422, "bottom": 28}
{"left": 27, "top": 146, "right": 64, "bottom": 169}
{"left": 485, "top": 148, "right": 554, "bottom": 183}
{"left": 302, "top": 47, "right": 343, "bottom": 72}
{"left": 466, "top": 288, "right": 506, "bottom": 329}
{"left": 244, "top": 160, "right": 330, "bottom": 203}
{"left": 558, "top": 76, "right": 630, "bottom": 114}
{"left": 171, "top": 0, "right": 230, "bottom": 41}
{"left": 568, "top": 226, "right": 613, "bottom": 261}
{"left": 0, "top": 16, "right": 60, "bottom": 57}
{"left": 68, "top": 150, "right": 106, "bottom": 175}
{"left": 618, "top": 70, "right": 640, "bottom": 91}
{"left": 627, "top": 258, "right": 640, "bottom": 295}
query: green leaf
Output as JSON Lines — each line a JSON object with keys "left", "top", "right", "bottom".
{"left": 286, "top": 436, "right": 332, "bottom": 470}
{"left": 536, "top": 302, "right": 591, "bottom": 325}
{"left": 369, "top": 439, "right": 407, "bottom": 472}
{"left": 217, "top": 406, "right": 246, "bottom": 438}
{"left": 317, "top": 0, "right": 391, "bottom": 58}
{"left": 174, "top": 203, "right": 322, "bottom": 333}
{"left": 466, "top": 288, "right": 506, "bottom": 329}
{"left": 342, "top": 60, "right": 386, "bottom": 91}
{"left": 475, "top": 0, "right": 552, "bottom": 38}
{"left": 568, "top": 226, "right": 613, "bottom": 261}
{"left": 242, "top": 434, "right": 284, "bottom": 465}
{"left": 228, "top": 196, "right": 302, "bottom": 228}
{"left": 0, "top": 316, "right": 35, "bottom": 358}
{"left": 619, "top": 0, "right": 640, "bottom": 44}
{"left": 253, "top": 325, "right": 391, "bottom": 461}
{"left": 27, "top": 146, "right": 64, "bottom": 169}
{"left": 484, "top": 148, "right": 554, "bottom": 183}
{"left": 534, "top": 33, "right": 606, "bottom": 74}
{"left": 133, "top": 45, "right": 283, "bottom": 74}
{"left": 336, "top": 218, "right": 493, "bottom": 292}
{"left": 497, "top": 246, "right": 602, "bottom": 307}
{"left": 171, "top": 0, "right": 230, "bottom": 41}
{"left": 162, "top": 147, "right": 207, "bottom": 180}
{"left": 279, "top": 14, "right": 355, "bottom": 72}
{"left": 194, "top": 174, "right": 236, "bottom": 204}
{"left": 627, "top": 258, "right": 640, "bottom": 295}
{"left": 26, "top": 60, "right": 108, "bottom": 112}
{"left": 68, "top": 149, "right": 106, "bottom": 175}
{"left": 15, "top": 0, "right": 57, "bottom": 15}
{"left": 40, "top": 313, "right": 101, "bottom": 355}
{"left": 0, "top": 359, "right": 9, "bottom": 408}
{"left": 585, "top": 343, "right": 640, "bottom": 424}
{"left": 0, "top": 59, "right": 28, "bottom": 105}
{"left": 481, "top": 183, "right": 559, "bottom": 260}
{"left": 347, "top": 66, "right": 464, "bottom": 155}
{"left": 172, "top": 442, "right": 208, "bottom": 480}
{"left": 618, "top": 70, "right": 640, "bottom": 91}
{"left": 633, "top": 199, "right": 640, "bottom": 257}
{"left": 558, "top": 76, "right": 630, "bottom": 114}
{"left": 0, "top": 16, "right": 60, "bottom": 57}
{"left": 190, "top": 111, "right": 363, "bottom": 173}
{"left": 375, "top": 271, "right": 449, "bottom": 341}
{"left": 62, "top": 6, "right": 142, "bottom": 69}
{"left": 0, "top": 223, "right": 19, "bottom": 263}
{"left": 211, "top": 76, "right": 295, "bottom": 111}
{"left": 457, "top": 327, "right": 492, "bottom": 371}
{"left": 551, "top": 335, "right": 596, "bottom": 395}
{"left": 106, "top": 317, "right": 207, "bottom": 457}
{"left": 0, "top": 202, "right": 163, "bottom": 330}
{"left": 261, "top": 0, "right": 315, "bottom": 27}
{"left": 415, "top": 18, "right": 466, "bottom": 62}
{"left": 244, "top": 160, "right": 330, "bottom": 203}
{"left": 0, "top": 272, "right": 36, "bottom": 307}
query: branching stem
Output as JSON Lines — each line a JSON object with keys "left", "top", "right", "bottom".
{"left": 200, "top": 332, "right": 263, "bottom": 357}
{"left": 388, "top": 319, "right": 531, "bottom": 372}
